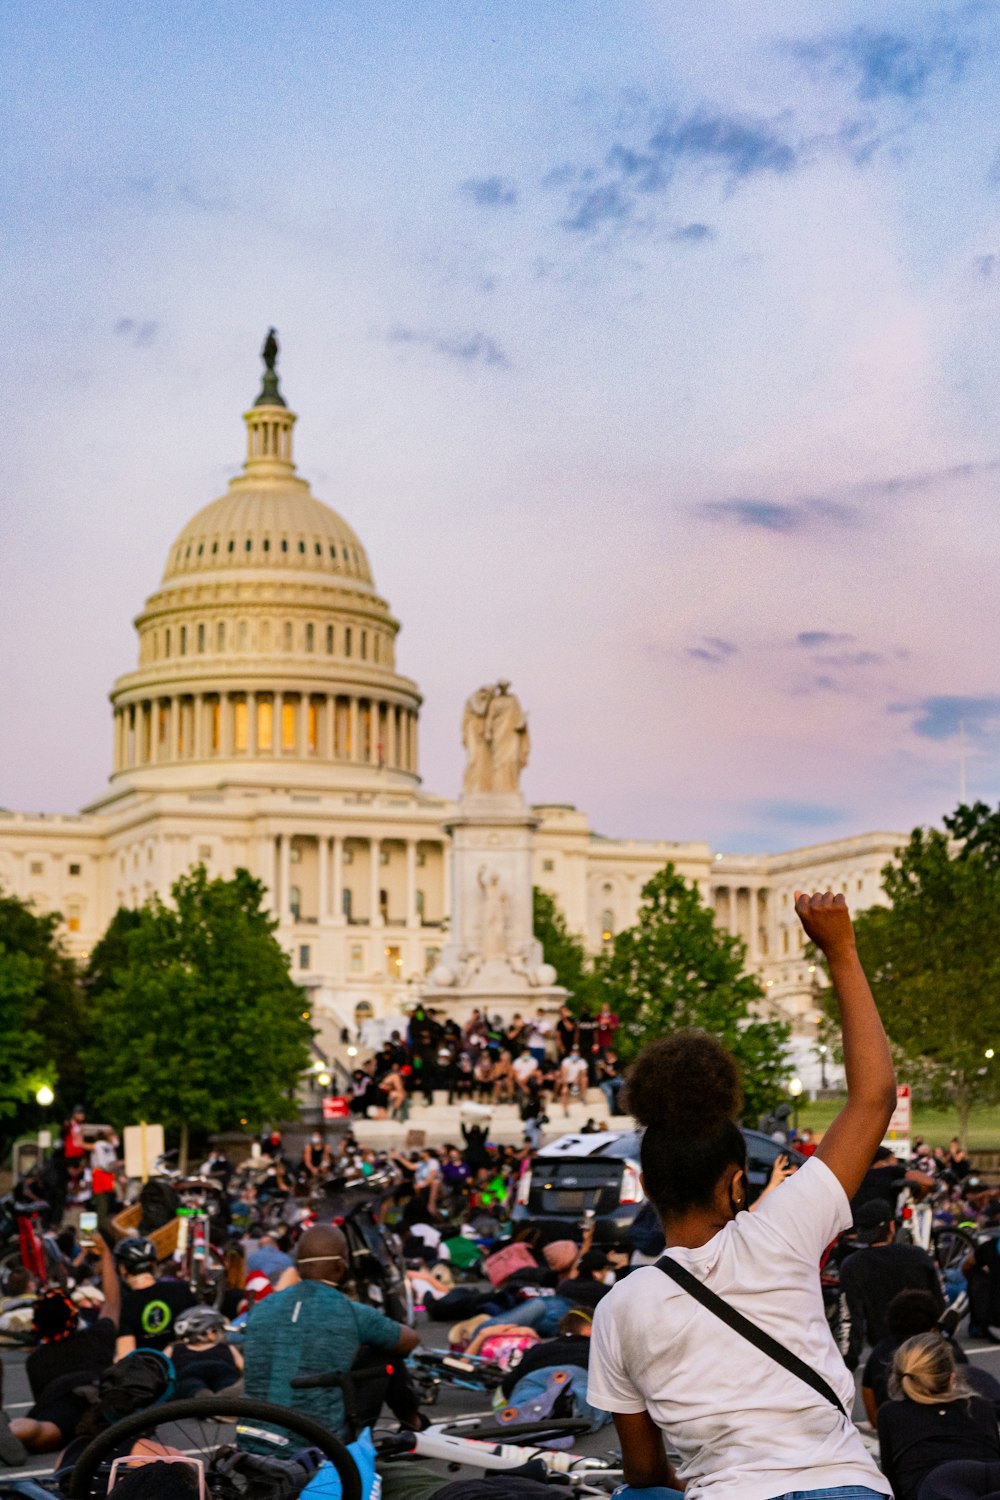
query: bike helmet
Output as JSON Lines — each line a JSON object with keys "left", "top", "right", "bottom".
{"left": 114, "top": 1234, "right": 158, "bottom": 1274}
{"left": 173, "top": 1304, "right": 227, "bottom": 1341}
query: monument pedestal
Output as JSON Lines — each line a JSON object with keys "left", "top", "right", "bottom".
{"left": 422, "top": 790, "right": 567, "bottom": 1019}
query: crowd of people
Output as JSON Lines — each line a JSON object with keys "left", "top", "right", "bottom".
{"left": 7, "top": 897, "right": 1000, "bottom": 1497}
{"left": 346, "top": 1001, "right": 624, "bottom": 1121}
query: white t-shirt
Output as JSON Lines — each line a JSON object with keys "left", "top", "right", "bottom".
{"left": 588, "top": 1156, "right": 891, "bottom": 1500}
{"left": 513, "top": 1054, "right": 538, "bottom": 1083}
{"left": 561, "top": 1056, "right": 588, "bottom": 1086}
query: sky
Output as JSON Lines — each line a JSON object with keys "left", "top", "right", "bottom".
{"left": 3, "top": 0, "right": 1000, "bottom": 853}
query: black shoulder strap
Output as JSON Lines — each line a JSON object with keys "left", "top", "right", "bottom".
{"left": 655, "top": 1255, "right": 849, "bottom": 1419}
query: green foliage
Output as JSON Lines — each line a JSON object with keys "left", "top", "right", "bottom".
{"left": 595, "top": 864, "right": 790, "bottom": 1121}
{"left": 83, "top": 906, "right": 145, "bottom": 1000}
{"left": 945, "top": 800, "right": 1000, "bottom": 873}
{"left": 532, "top": 887, "right": 597, "bottom": 1008}
{"left": 84, "top": 867, "right": 314, "bottom": 1158}
{"left": 838, "top": 822, "right": 1000, "bottom": 1142}
{"left": 0, "top": 888, "right": 82, "bottom": 1118}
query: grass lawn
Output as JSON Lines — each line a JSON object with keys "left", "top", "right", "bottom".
{"left": 796, "top": 1098, "right": 1000, "bottom": 1153}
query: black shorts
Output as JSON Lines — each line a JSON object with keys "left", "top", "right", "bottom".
{"left": 30, "top": 1390, "right": 91, "bottom": 1443}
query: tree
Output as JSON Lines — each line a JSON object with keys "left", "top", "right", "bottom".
{"left": 838, "top": 823, "right": 1000, "bottom": 1144}
{"left": 596, "top": 864, "right": 790, "bottom": 1122}
{"left": 84, "top": 867, "right": 315, "bottom": 1167}
{"left": 532, "top": 887, "right": 597, "bottom": 1009}
{"left": 0, "top": 888, "right": 83, "bottom": 1126}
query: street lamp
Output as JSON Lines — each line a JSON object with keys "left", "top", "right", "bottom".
{"left": 36, "top": 1084, "right": 54, "bottom": 1108}
{"left": 817, "top": 1043, "right": 829, "bottom": 1091}
{"left": 788, "top": 1076, "right": 804, "bottom": 1133}
{"left": 986, "top": 1049, "right": 995, "bottom": 1061}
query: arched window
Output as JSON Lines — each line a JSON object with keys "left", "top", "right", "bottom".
{"left": 601, "top": 910, "right": 614, "bottom": 945}
{"left": 326, "top": 624, "right": 334, "bottom": 653}
{"left": 179, "top": 625, "right": 187, "bottom": 655}
{"left": 197, "top": 623, "right": 205, "bottom": 653}
{"left": 305, "top": 622, "right": 314, "bottom": 652}
{"left": 344, "top": 627, "right": 353, "bottom": 657}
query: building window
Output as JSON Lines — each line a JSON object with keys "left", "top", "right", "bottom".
{"left": 180, "top": 625, "right": 187, "bottom": 654}
{"left": 380, "top": 847, "right": 390, "bottom": 867}
{"left": 782, "top": 928, "right": 790, "bottom": 954}
{"left": 385, "top": 944, "right": 402, "bottom": 978}
{"left": 257, "top": 698, "right": 273, "bottom": 752}
{"left": 67, "top": 904, "right": 81, "bottom": 934}
{"left": 298, "top": 944, "right": 311, "bottom": 970}
{"left": 69, "top": 863, "right": 81, "bottom": 876}
{"left": 238, "top": 619, "right": 248, "bottom": 650}
{"left": 542, "top": 858, "right": 554, "bottom": 872}
{"left": 601, "top": 909, "right": 614, "bottom": 945}
{"left": 424, "top": 947, "right": 439, "bottom": 974}
{"left": 197, "top": 622, "right": 205, "bottom": 653}
{"left": 350, "top": 943, "right": 363, "bottom": 973}
{"left": 217, "top": 621, "right": 225, "bottom": 650}
{"left": 360, "top": 630, "right": 368, "bottom": 660}
{"left": 857, "top": 878, "right": 864, "bottom": 891}
{"left": 234, "top": 700, "right": 248, "bottom": 752}
{"left": 344, "top": 627, "right": 352, "bottom": 657}
{"left": 379, "top": 888, "right": 389, "bottom": 921}
{"left": 283, "top": 621, "right": 293, "bottom": 650}
{"left": 198, "top": 844, "right": 212, "bottom": 860}
{"left": 314, "top": 542, "right": 322, "bottom": 556}
{"left": 30, "top": 860, "right": 43, "bottom": 876}
{"left": 416, "top": 848, "right": 427, "bottom": 868}
{"left": 305, "top": 622, "right": 314, "bottom": 652}
{"left": 211, "top": 540, "right": 218, "bottom": 554}
{"left": 355, "top": 1000, "right": 374, "bottom": 1027}
{"left": 415, "top": 889, "right": 425, "bottom": 920}
{"left": 298, "top": 540, "right": 306, "bottom": 554}
{"left": 326, "top": 624, "right": 334, "bottom": 653}
{"left": 282, "top": 700, "right": 296, "bottom": 750}
{"left": 373, "top": 635, "right": 380, "bottom": 664}
{"left": 343, "top": 888, "right": 353, "bottom": 921}
{"left": 164, "top": 629, "right": 171, "bottom": 657}
{"left": 307, "top": 700, "right": 318, "bottom": 752}
{"left": 290, "top": 885, "right": 301, "bottom": 920}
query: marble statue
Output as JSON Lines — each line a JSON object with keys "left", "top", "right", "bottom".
{"left": 461, "top": 681, "right": 530, "bottom": 795}
{"left": 478, "top": 865, "right": 509, "bottom": 959}
{"left": 461, "top": 686, "right": 495, "bottom": 795}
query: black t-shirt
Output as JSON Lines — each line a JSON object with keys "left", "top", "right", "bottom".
{"left": 840, "top": 1242, "right": 942, "bottom": 1365}
{"left": 27, "top": 1317, "right": 117, "bottom": 1401}
{"left": 120, "top": 1279, "right": 197, "bottom": 1350}
{"left": 555, "top": 1277, "right": 608, "bottom": 1310}
{"left": 499, "top": 1333, "right": 592, "bottom": 1398}
{"left": 556, "top": 1019, "right": 577, "bottom": 1056}
{"left": 878, "top": 1393, "right": 1000, "bottom": 1500}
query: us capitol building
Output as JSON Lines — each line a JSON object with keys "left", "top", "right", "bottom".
{"left": 0, "top": 338, "right": 903, "bottom": 1057}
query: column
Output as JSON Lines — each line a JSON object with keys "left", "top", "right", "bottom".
{"left": 257, "top": 835, "right": 278, "bottom": 916}
{"left": 247, "top": 691, "right": 258, "bottom": 756}
{"left": 318, "top": 835, "right": 329, "bottom": 921}
{"left": 326, "top": 695, "right": 335, "bottom": 760}
{"left": 272, "top": 691, "right": 283, "bottom": 755}
{"left": 220, "top": 693, "right": 233, "bottom": 757}
{"left": 169, "top": 697, "right": 179, "bottom": 762}
{"left": 278, "top": 833, "right": 292, "bottom": 925}
{"left": 370, "top": 837, "right": 382, "bottom": 927}
{"left": 407, "top": 711, "right": 415, "bottom": 771}
{"left": 386, "top": 703, "right": 397, "bottom": 768}
{"left": 442, "top": 840, "right": 452, "bottom": 929}
{"left": 112, "top": 711, "right": 121, "bottom": 771}
{"left": 749, "top": 889, "right": 760, "bottom": 961}
{"left": 193, "top": 695, "right": 204, "bottom": 760}
{"left": 349, "top": 698, "right": 360, "bottom": 762}
{"left": 727, "top": 886, "right": 737, "bottom": 936}
{"left": 332, "top": 836, "right": 344, "bottom": 924}
{"left": 299, "top": 693, "right": 309, "bottom": 756}
{"left": 406, "top": 839, "right": 419, "bottom": 929}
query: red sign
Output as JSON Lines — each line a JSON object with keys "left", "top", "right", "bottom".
{"left": 322, "top": 1095, "right": 349, "bottom": 1120}
{"left": 886, "top": 1085, "right": 911, "bottom": 1139}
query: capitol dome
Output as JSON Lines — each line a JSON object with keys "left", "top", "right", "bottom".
{"left": 105, "top": 333, "right": 422, "bottom": 794}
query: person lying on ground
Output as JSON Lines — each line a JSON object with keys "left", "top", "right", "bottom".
{"left": 877, "top": 1332, "right": 1000, "bottom": 1500}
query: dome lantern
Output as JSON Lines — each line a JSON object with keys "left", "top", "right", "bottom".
{"left": 244, "top": 327, "right": 296, "bottom": 476}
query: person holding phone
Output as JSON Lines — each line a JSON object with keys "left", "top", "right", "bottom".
{"left": 587, "top": 891, "right": 897, "bottom": 1500}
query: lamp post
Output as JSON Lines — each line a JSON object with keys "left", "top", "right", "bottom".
{"left": 817, "top": 1044, "right": 829, "bottom": 1092}
{"left": 788, "top": 1076, "right": 804, "bottom": 1134}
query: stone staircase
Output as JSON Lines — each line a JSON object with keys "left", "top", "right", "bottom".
{"left": 350, "top": 1089, "right": 633, "bottom": 1149}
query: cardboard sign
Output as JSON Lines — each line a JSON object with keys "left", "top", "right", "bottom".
{"left": 322, "top": 1095, "right": 350, "bottom": 1120}
{"left": 884, "top": 1085, "right": 911, "bottom": 1158}
{"left": 123, "top": 1122, "right": 165, "bottom": 1181}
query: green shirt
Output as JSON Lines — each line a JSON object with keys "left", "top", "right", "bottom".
{"left": 243, "top": 1280, "right": 402, "bottom": 1441}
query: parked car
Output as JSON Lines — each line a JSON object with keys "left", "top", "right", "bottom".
{"left": 512, "top": 1128, "right": 805, "bottom": 1247}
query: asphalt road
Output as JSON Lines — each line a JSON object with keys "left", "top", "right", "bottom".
{"left": 3, "top": 1309, "right": 1000, "bottom": 1490}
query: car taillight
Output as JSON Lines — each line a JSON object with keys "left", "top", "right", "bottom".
{"left": 516, "top": 1169, "right": 532, "bottom": 1206}
{"left": 620, "top": 1164, "right": 644, "bottom": 1205}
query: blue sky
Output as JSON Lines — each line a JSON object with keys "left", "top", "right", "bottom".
{"left": 3, "top": 0, "right": 1000, "bottom": 852}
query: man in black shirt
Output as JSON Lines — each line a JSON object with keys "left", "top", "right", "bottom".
{"left": 851, "top": 1145, "right": 934, "bottom": 1213}
{"left": 115, "top": 1236, "right": 197, "bottom": 1358}
{"left": 840, "top": 1198, "right": 942, "bottom": 1370}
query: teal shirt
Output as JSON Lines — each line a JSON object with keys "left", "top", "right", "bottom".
{"left": 243, "top": 1280, "right": 403, "bottom": 1440}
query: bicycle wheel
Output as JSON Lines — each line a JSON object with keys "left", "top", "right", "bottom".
{"left": 933, "top": 1224, "right": 976, "bottom": 1274}
{"left": 66, "top": 1396, "right": 362, "bottom": 1500}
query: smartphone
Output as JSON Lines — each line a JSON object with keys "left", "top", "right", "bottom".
{"left": 79, "top": 1210, "right": 98, "bottom": 1245}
